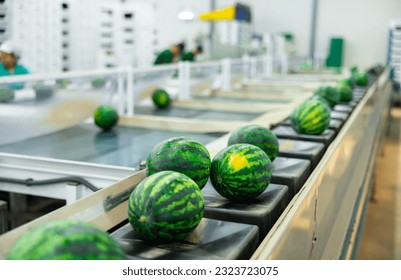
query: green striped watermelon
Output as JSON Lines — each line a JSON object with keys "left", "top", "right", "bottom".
{"left": 309, "top": 94, "right": 331, "bottom": 108}
{"left": 228, "top": 125, "right": 279, "bottom": 161}
{"left": 152, "top": 88, "right": 171, "bottom": 109}
{"left": 349, "top": 65, "right": 358, "bottom": 75}
{"left": 354, "top": 71, "right": 368, "bottom": 86}
{"left": 339, "top": 77, "right": 354, "bottom": 89}
{"left": 94, "top": 105, "right": 119, "bottom": 131}
{"left": 313, "top": 86, "right": 341, "bottom": 108}
{"left": 290, "top": 97, "right": 331, "bottom": 135}
{"left": 6, "top": 220, "right": 126, "bottom": 260}
{"left": 146, "top": 137, "right": 211, "bottom": 189}
{"left": 210, "top": 143, "right": 273, "bottom": 201}
{"left": 128, "top": 171, "right": 204, "bottom": 242}
{"left": 0, "top": 88, "right": 14, "bottom": 102}
{"left": 337, "top": 82, "right": 353, "bottom": 102}
{"left": 91, "top": 77, "right": 106, "bottom": 89}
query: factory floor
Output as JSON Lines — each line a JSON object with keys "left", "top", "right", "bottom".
{"left": 358, "top": 106, "right": 401, "bottom": 259}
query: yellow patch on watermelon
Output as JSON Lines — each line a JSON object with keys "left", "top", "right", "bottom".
{"left": 228, "top": 153, "right": 249, "bottom": 172}
{"left": 158, "top": 94, "right": 167, "bottom": 104}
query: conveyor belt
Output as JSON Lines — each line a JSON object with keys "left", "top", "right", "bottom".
{"left": 271, "top": 157, "right": 312, "bottom": 198}
{"left": 272, "top": 125, "right": 337, "bottom": 145}
{"left": 278, "top": 139, "right": 326, "bottom": 169}
{"left": 113, "top": 69, "right": 382, "bottom": 260}
{"left": 0, "top": 124, "right": 223, "bottom": 168}
{"left": 111, "top": 218, "right": 259, "bottom": 260}
{"left": 203, "top": 183, "right": 289, "bottom": 242}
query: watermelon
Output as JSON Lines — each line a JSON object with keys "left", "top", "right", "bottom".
{"left": 0, "top": 88, "right": 14, "bottom": 102}
{"left": 34, "top": 85, "right": 54, "bottom": 100}
{"left": 152, "top": 88, "right": 170, "bottom": 109}
{"left": 290, "top": 97, "right": 331, "bottom": 135}
{"left": 6, "top": 220, "right": 126, "bottom": 260}
{"left": 93, "top": 105, "right": 119, "bottom": 131}
{"left": 228, "top": 125, "right": 279, "bottom": 161}
{"left": 146, "top": 137, "right": 211, "bottom": 189}
{"left": 128, "top": 171, "right": 204, "bottom": 242}
{"left": 339, "top": 77, "right": 354, "bottom": 89}
{"left": 349, "top": 65, "right": 358, "bottom": 75}
{"left": 313, "top": 86, "right": 341, "bottom": 108}
{"left": 210, "top": 143, "right": 273, "bottom": 201}
{"left": 309, "top": 94, "right": 331, "bottom": 108}
{"left": 91, "top": 77, "right": 106, "bottom": 89}
{"left": 337, "top": 82, "right": 353, "bottom": 102}
{"left": 354, "top": 71, "right": 368, "bottom": 86}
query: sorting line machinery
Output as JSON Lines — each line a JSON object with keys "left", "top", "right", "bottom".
{"left": 0, "top": 60, "right": 391, "bottom": 260}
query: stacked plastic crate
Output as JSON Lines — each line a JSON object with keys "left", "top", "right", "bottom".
{"left": 9, "top": 0, "right": 63, "bottom": 73}
{"left": 67, "top": 0, "right": 98, "bottom": 71}
{"left": 60, "top": 1, "right": 70, "bottom": 71}
{"left": 388, "top": 19, "right": 401, "bottom": 91}
{"left": 98, "top": 1, "right": 157, "bottom": 69}
{"left": 0, "top": 0, "right": 9, "bottom": 44}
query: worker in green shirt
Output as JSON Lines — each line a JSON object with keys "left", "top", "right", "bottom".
{"left": 0, "top": 41, "right": 30, "bottom": 90}
{"left": 181, "top": 46, "right": 203, "bottom": 62}
{"left": 154, "top": 42, "right": 185, "bottom": 65}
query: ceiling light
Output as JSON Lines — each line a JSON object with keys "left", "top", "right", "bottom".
{"left": 178, "top": 10, "right": 195, "bottom": 21}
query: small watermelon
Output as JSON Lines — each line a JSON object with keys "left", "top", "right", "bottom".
{"left": 354, "top": 71, "right": 368, "bottom": 86}
{"left": 228, "top": 125, "right": 279, "bottom": 161}
{"left": 290, "top": 97, "right": 331, "bottom": 135}
{"left": 339, "top": 77, "right": 354, "bottom": 89}
{"left": 128, "top": 171, "right": 204, "bottom": 242}
{"left": 152, "top": 88, "right": 171, "bottom": 109}
{"left": 91, "top": 77, "right": 106, "bottom": 89}
{"left": 309, "top": 94, "right": 331, "bottom": 108}
{"left": 0, "top": 88, "right": 14, "bottom": 102}
{"left": 146, "top": 137, "right": 211, "bottom": 189}
{"left": 6, "top": 220, "right": 126, "bottom": 260}
{"left": 337, "top": 82, "right": 353, "bottom": 102}
{"left": 314, "top": 86, "right": 341, "bottom": 108}
{"left": 210, "top": 143, "right": 273, "bottom": 201}
{"left": 349, "top": 65, "right": 358, "bottom": 75}
{"left": 93, "top": 105, "right": 119, "bottom": 131}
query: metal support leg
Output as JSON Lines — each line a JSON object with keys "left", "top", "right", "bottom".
{"left": 117, "top": 74, "right": 125, "bottom": 115}
{"left": 221, "top": 58, "right": 232, "bottom": 91}
{"left": 126, "top": 67, "right": 134, "bottom": 117}
{"left": 0, "top": 200, "right": 8, "bottom": 234}
{"left": 9, "top": 193, "right": 28, "bottom": 229}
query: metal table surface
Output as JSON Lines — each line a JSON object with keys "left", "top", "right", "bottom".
{"left": 0, "top": 124, "right": 223, "bottom": 168}
{"left": 0, "top": 89, "right": 107, "bottom": 146}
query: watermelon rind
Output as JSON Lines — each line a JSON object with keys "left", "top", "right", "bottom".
{"left": 313, "top": 86, "right": 341, "bottom": 108}
{"left": 152, "top": 89, "right": 171, "bottom": 109}
{"left": 210, "top": 143, "right": 273, "bottom": 201}
{"left": 146, "top": 136, "right": 211, "bottom": 189}
{"left": 290, "top": 98, "right": 331, "bottom": 135}
{"left": 6, "top": 220, "right": 126, "bottom": 260}
{"left": 337, "top": 82, "right": 353, "bottom": 102}
{"left": 228, "top": 125, "right": 279, "bottom": 161}
{"left": 354, "top": 71, "right": 368, "bottom": 86}
{"left": 128, "top": 171, "right": 204, "bottom": 242}
{"left": 93, "top": 105, "right": 119, "bottom": 131}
